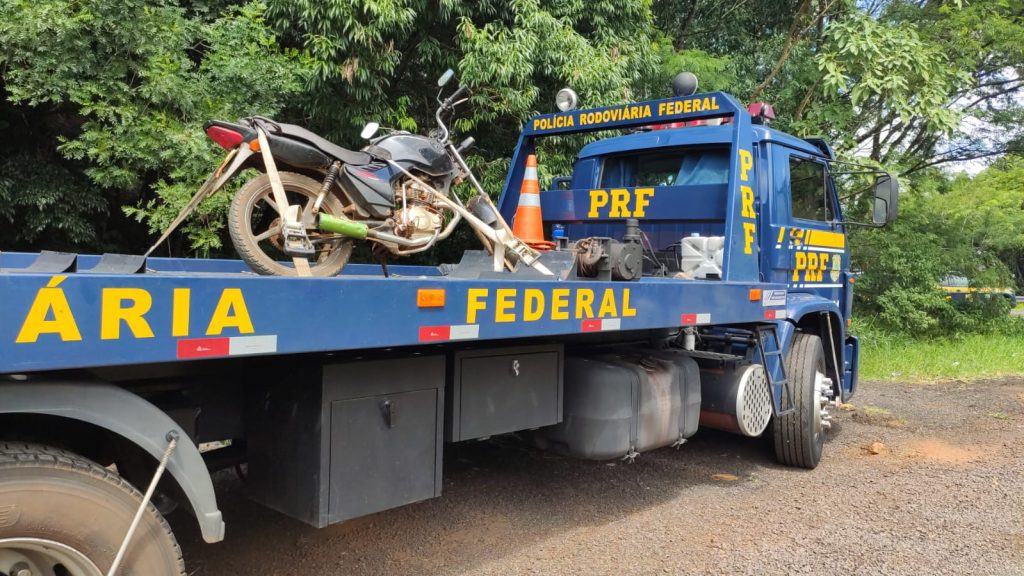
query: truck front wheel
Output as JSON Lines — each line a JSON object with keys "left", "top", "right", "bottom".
{"left": 0, "top": 443, "right": 185, "bottom": 576}
{"left": 772, "top": 333, "right": 827, "bottom": 469}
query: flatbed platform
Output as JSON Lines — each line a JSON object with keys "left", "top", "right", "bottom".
{"left": 0, "top": 251, "right": 787, "bottom": 374}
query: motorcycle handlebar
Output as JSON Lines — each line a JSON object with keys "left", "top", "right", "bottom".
{"left": 441, "top": 85, "right": 470, "bottom": 109}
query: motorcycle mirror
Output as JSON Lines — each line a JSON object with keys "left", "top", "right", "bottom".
{"left": 438, "top": 69, "right": 455, "bottom": 87}
{"left": 360, "top": 122, "right": 380, "bottom": 140}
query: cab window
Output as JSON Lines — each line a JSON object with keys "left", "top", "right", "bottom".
{"left": 789, "top": 157, "right": 833, "bottom": 221}
{"left": 600, "top": 147, "right": 729, "bottom": 188}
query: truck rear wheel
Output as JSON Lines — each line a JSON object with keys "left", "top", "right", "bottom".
{"left": 772, "top": 333, "right": 826, "bottom": 469}
{"left": 0, "top": 443, "right": 185, "bottom": 576}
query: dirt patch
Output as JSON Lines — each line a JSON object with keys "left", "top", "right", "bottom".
{"left": 902, "top": 438, "right": 991, "bottom": 465}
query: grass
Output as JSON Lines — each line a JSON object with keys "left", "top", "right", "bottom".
{"left": 856, "top": 325, "right": 1024, "bottom": 382}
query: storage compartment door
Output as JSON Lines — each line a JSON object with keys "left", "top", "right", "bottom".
{"left": 455, "top": 349, "right": 561, "bottom": 441}
{"left": 329, "top": 389, "right": 439, "bottom": 521}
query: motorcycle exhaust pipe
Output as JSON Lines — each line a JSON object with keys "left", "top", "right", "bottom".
{"left": 318, "top": 213, "right": 368, "bottom": 239}
{"left": 318, "top": 213, "right": 434, "bottom": 248}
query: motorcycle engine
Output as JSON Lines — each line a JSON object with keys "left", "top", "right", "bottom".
{"left": 394, "top": 179, "right": 443, "bottom": 240}
{"left": 395, "top": 204, "right": 443, "bottom": 240}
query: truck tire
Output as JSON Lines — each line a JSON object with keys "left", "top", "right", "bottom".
{"left": 772, "top": 333, "right": 826, "bottom": 469}
{"left": 0, "top": 443, "right": 185, "bottom": 576}
{"left": 228, "top": 171, "right": 353, "bottom": 277}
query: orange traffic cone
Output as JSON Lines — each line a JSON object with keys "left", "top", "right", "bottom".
{"left": 511, "top": 154, "right": 554, "bottom": 251}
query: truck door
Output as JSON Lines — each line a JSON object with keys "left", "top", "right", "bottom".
{"left": 767, "top": 147, "right": 846, "bottom": 302}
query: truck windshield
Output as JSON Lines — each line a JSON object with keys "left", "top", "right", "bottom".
{"left": 599, "top": 147, "right": 730, "bottom": 188}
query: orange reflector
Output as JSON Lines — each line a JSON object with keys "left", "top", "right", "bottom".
{"left": 748, "top": 288, "right": 762, "bottom": 301}
{"left": 849, "top": 277, "right": 855, "bottom": 283}
{"left": 417, "top": 288, "right": 446, "bottom": 308}
{"left": 249, "top": 140, "right": 261, "bottom": 152}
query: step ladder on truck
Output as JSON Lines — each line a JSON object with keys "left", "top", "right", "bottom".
{"left": 0, "top": 73, "right": 897, "bottom": 575}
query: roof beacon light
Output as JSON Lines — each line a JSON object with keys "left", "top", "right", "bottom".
{"left": 555, "top": 88, "right": 579, "bottom": 112}
{"left": 747, "top": 102, "right": 776, "bottom": 125}
{"left": 672, "top": 72, "right": 699, "bottom": 97}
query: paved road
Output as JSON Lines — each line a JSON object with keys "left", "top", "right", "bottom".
{"left": 175, "top": 376, "right": 1024, "bottom": 575}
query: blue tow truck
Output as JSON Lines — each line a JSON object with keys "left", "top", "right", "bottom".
{"left": 0, "top": 80, "right": 896, "bottom": 575}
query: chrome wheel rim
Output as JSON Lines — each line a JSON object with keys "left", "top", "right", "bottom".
{"left": 812, "top": 370, "right": 826, "bottom": 441}
{"left": 0, "top": 538, "right": 103, "bottom": 576}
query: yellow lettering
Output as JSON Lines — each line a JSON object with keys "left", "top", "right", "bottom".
{"left": 739, "top": 149, "right": 753, "bottom": 181}
{"left": 609, "top": 188, "right": 631, "bottom": 217}
{"left": 622, "top": 288, "right": 637, "bottom": 317}
{"left": 658, "top": 102, "right": 668, "bottom": 117}
{"left": 524, "top": 289, "right": 545, "bottom": 322}
{"left": 172, "top": 288, "right": 190, "bottom": 337}
{"left": 495, "top": 288, "right": 516, "bottom": 323}
{"left": 466, "top": 288, "right": 488, "bottom": 324}
{"left": 101, "top": 288, "right": 154, "bottom": 340}
{"left": 793, "top": 252, "right": 807, "bottom": 281}
{"left": 15, "top": 276, "right": 82, "bottom": 343}
{"left": 588, "top": 189, "right": 609, "bottom": 218}
{"left": 598, "top": 289, "right": 618, "bottom": 317}
{"left": 642, "top": 105, "right": 651, "bottom": 118}
{"left": 551, "top": 288, "right": 570, "bottom": 320}
{"left": 741, "top": 185, "right": 755, "bottom": 218}
{"left": 575, "top": 289, "right": 595, "bottom": 319}
{"left": 744, "top": 222, "right": 757, "bottom": 255}
{"left": 206, "top": 288, "right": 254, "bottom": 336}
{"left": 806, "top": 252, "right": 819, "bottom": 282}
{"left": 633, "top": 187, "right": 654, "bottom": 218}
{"left": 710, "top": 96, "right": 719, "bottom": 110}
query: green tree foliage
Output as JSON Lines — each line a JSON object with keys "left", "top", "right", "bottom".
{"left": 1, "top": 1, "right": 307, "bottom": 255}
{"left": 851, "top": 160, "right": 1024, "bottom": 335}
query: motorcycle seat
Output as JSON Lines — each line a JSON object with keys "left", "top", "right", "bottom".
{"left": 271, "top": 123, "right": 375, "bottom": 166}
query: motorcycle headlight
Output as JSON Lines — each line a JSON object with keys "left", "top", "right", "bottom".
{"left": 555, "top": 88, "right": 579, "bottom": 112}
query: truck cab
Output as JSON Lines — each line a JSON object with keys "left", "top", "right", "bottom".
{"left": 498, "top": 91, "right": 896, "bottom": 403}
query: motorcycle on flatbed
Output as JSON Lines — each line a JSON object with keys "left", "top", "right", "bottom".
{"left": 149, "top": 69, "right": 548, "bottom": 276}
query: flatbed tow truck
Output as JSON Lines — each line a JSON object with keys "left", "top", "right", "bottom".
{"left": 0, "top": 84, "right": 896, "bottom": 575}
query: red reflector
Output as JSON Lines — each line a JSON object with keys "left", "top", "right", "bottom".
{"left": 177, "top": 337, "right": 230, "bottom": 359}
{"left": 418, "top": 326, "right": 451, "bottom": 342}
{"left": 206, "top": 126, "right": 244, "bottom": 150}
{"left": 581, "top": 319, "right": 602, "bottom": 332}
{"left": 681, "top": 313, "right": 698, "bottom": 325}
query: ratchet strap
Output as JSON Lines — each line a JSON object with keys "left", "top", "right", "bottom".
{"left": 255, "top": 127, "right": 313, "bottom": 277}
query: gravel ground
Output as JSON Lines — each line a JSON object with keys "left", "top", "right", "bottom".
{"left": 175, "top": 376, "right": 1024, "bottom": 575}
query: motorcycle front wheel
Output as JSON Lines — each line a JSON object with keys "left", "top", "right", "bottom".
{"left": 228, "top": 171, "right": 353, "bottom": 276}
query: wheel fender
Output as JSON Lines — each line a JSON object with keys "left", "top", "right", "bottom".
{"left": 0, "top": 380, "right": 225, "bottom": 543}
{"left": 783, "top": 292, "right": 845, "bottom": 391}
{"left": 784, "top": 292, "right": 843, "bottom": 342}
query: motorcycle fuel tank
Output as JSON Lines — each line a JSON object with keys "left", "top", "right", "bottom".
{"left": 373, "top": 133, "right": 454, "bottom": 177}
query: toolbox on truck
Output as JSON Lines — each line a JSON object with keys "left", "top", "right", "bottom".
{"left": 246, "top": 355, "right": 445, "bottom": 527}
{"left": 447, "top": 344, "right": 563, "bottom": 441}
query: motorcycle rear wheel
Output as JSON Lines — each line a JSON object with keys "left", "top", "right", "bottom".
{"left": 228, "top": 171, "right": 353, "bottom": 276}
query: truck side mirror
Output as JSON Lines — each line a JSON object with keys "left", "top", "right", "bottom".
{"left": 872, "top": 173, "right": 899, "bottom": 225}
